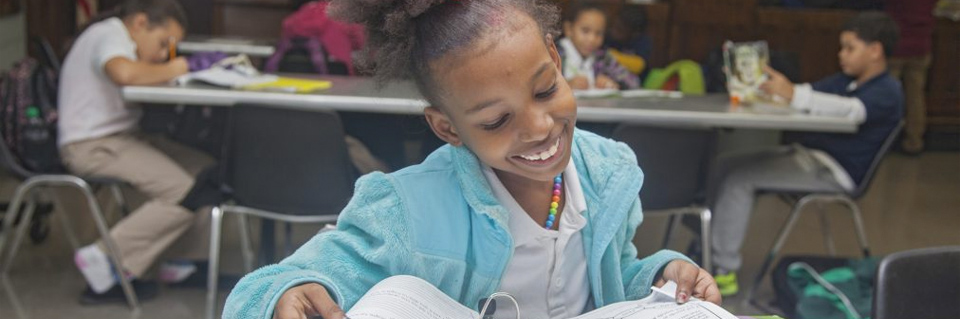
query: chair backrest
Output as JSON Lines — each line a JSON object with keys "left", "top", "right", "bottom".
{"left": 851, "top": 121, "right": 904, "bottom": 198}
{"left": 872, "top": 246, "right": 960, "bottom": 319}
{"left": 32, "top": 37, "right": 61, "bottom": 73}
{"left": 0, "top": 125, "right": 35, "bottom": 180}
{"left": 225, "top": 104, "right": 356, "bottom": 216}
{"left": 611, "top": 124, "right": 715, "bottom": 210}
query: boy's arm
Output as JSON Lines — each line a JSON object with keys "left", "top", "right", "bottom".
{"left": 762, "top": 66, "right": 866, "bottom": 123}
{"left": 790, "top": 84, "right": 867, "bottom": 124}
{"left": 104, "top": 57, "right": 189, "bottom": 86}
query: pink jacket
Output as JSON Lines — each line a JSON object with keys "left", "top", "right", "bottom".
{"left": 281, "top": 1, "right": 365, "bottom": 74}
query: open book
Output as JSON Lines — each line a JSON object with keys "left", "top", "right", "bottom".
{"left": 344, "top": 275, "right": 739, "bottom": 319}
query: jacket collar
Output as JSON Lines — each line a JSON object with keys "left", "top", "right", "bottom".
{"left": 448, "top": 129, "right": 643, "bottom": 244}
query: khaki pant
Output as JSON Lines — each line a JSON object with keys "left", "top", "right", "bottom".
{"left": 60, "top": 132, "right": 215, "bottom": 277}
{"left": 888, "top": 55, "right": 932, "bottom": 152}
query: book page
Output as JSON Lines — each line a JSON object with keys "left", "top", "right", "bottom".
{"left": 572, "top": 282, "right": 738, "bottom": 319}
{"left": 175, "top": 68, "right": 278, "bottom": 88}
{"left": 345, "top": 275, "right": 480, "bottom": 319}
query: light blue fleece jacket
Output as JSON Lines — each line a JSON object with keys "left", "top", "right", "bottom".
{"left": 223, "top": 129, "right": 691, "bottom": 319}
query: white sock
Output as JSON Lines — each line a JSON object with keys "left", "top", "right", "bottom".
{"left": 159, "top": 260, "right": 197, "bottom": 283}
{"left": 74, "top": 244, "right": 116, "bottom": 293}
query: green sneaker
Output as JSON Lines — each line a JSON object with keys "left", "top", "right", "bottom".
{"left": 715, "top": 272, "right": 739, "bottom": 296}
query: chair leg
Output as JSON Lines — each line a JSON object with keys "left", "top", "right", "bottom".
{"left": 237, "top": 213, "right": 255, "bottom": 273}
{"left": 699, "top": 208, "right": 712, "bottom": 272}
{"left": 207, "top": 206, "right": 225, "bottom": 319}
{"left": 284, "top": 222, "right": 294, "bottom": 257}
{"left": 0, "top": 183, "right": 32, "bottom": 269}
{"left": 50, "top": 192, "right": 81, "bottom": 251}
{"left": 661, "top": 215, "right": 678, "bottom": 250}
{"left": 841, "top": 198, "right": 871, "bottom": 257}
{"left": 818, "top": 203, "right": 836, "bottom": 256}
{"left": 109, "top": 184, "right": 130, "bottom": 217}
{"left": 74, "top": 181, "right": 140, "bottom": 311}
{"left": 0, "top": 274, "right": 28, "bottom": 319}
{"left": 1, "top": 193, "right": 37, "bottom": 275}
{"left": 744, "top": 195, "right": 813, "bottom": 307}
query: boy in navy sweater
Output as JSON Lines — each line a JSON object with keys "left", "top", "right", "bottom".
{"left": 709, "top": 12, "right": 903, "bottom": 296}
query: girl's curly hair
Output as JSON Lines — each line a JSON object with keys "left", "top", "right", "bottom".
{"left": 329, "top": 0, "right": 560, "bottom": 104}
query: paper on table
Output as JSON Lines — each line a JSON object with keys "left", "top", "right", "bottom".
{"left": 346, "top": 275, "right": 480, "bottom": 319}
{"left": 571, "top": 281, "right": 739, "bottom": 319}
{"left": 620, "top": 89, "right": 684, "bottom": 99}
{"left": 175, "top": 68, "right": 278, "bottom": 88}
{"left": 574, "top": 88, "right": 620, "bottom": 99}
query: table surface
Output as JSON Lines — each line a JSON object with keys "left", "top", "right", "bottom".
{"left": 177, "top": 36, "right": 276, "bottom": 57}
{"left": 123, "top": 75, "right": 858, "bottom": 133}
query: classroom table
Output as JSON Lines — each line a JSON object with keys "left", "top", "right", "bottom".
{"left": 122, "top": 75, "right": 859, "bottom": 266}
{"left": 177, "top": 36, "right": 276, "bottom": 57}
{"left": 123, "top": 75, "right": 859, "bottom": 133}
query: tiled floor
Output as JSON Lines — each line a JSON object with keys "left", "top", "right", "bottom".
{"left": 0, "top": 151, "right": 958, "bottom": 319}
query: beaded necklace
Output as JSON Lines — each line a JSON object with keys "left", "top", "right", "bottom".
{"left": 545, "top": 174, "right": 562, "bottom": 229}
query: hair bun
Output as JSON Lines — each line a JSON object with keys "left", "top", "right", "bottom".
{"left": 329, "top": 0, "right": 560, "bottom": 100}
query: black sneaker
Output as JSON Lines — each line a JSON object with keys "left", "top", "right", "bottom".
{"left": 79, "top": 280, "right": 159, "bottom": 305}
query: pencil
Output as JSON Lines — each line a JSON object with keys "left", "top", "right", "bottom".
{"left": 169, "top": 37, "right": 177, "bottom": 59}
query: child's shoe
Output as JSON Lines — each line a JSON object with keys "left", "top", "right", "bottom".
{"left": 715, "top": 271, "right": 739, "bottom": 296}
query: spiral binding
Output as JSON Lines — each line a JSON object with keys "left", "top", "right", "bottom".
{"left": 477, "top": 292, "right": 520, "bottom": 319}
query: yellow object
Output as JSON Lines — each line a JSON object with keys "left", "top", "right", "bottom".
{"left": 242, "top": 77, "right": 332, "bottom": 93}
{"left": 608, "top": 49, "right": 646, "bottom": 75}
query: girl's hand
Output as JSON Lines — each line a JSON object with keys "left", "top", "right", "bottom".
{"left": 568, "top": 76, "right": 590, "bottom": 90}
{"left": 654, "top": 260, "right": 722, "bottom": 305}
{"left": 596, "top": 75, "right": 619, "bottom": 90}
{"left": 274, "top": 283, "right": 345, "bottom": 319}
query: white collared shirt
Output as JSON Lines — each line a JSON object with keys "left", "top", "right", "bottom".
{"left": 58, "top": 17, "right": 142, "bottom": 147}
{"left": 482, "top": 161, "right": 591, "bottom": 319}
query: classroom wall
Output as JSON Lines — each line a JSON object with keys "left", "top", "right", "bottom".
{"left": 0, "top": 5, "right": 26, "bottom": 70}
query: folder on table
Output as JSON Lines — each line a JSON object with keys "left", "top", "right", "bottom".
{"left": 241, "top": 77, "right": 332, "bottom": 93}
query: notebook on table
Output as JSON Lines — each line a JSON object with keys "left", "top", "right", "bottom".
{"left": 342, "top": 275, "right": 741, "bottom": 319}
{"left": 175, "top": 54, "right": 331, "bottom": 93}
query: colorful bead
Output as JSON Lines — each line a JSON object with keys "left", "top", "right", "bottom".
{"left": 545, "top": 173, "right": 562, "bottom": 230}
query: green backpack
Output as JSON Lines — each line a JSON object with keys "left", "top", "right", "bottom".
{"left": 642, "top": 59, "right": 705, "bottom": 95}
{"left": 787, "top": 257, "right": 880, "bottom": 319}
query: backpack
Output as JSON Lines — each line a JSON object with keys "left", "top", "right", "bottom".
{"left": 0, "top": 58, "right": 65, "bottom": 174}
{"left": 643, "top": 59, "right": 706, "bottom": 95}
{"left": 773, "top": 255, "right": 880, "bottom": 319}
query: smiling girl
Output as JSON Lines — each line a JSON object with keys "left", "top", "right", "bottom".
{"left": 224, "top": 1, "right": 718, "bottom": 319}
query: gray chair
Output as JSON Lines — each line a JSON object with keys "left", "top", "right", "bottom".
{"left": 0, "top": 133, "right": 136, "bottom": 309}
{"left": 873, "top": 246, "right": 960, "bottom": 319}
{"left": 745, "top": 121, "right": 905, "bottom": 306}
{"left": 611, "top": 124, "right": 715, "bottom": 271}
{"left": 206, "top": 104, "right": 357, "bottom": 319}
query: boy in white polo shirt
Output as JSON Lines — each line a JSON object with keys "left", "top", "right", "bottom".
{"left": 58, "top": 0, "right": 223, "bottom": 303}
